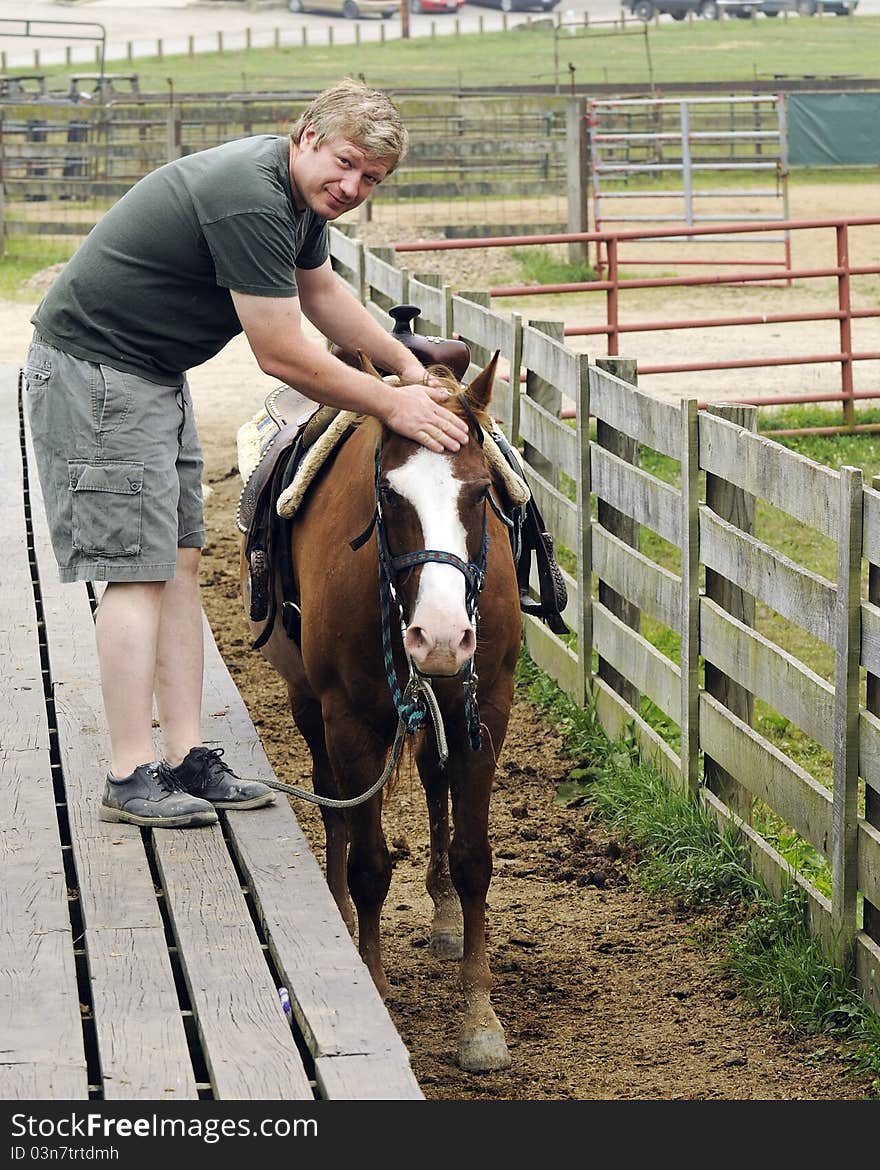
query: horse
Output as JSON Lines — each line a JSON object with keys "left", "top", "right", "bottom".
{"left": 242, "top": 353, "right": 522, "bottom": 1072}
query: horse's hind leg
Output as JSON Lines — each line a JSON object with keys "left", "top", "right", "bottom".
{"left": 289, "top": 688, "right": 355, "bottom": 935}
{"left": 418, "top": 750, "right": 463, "bottom": 960}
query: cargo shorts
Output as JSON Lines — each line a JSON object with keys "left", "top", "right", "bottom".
{"left": 23, "top": 332, "right": 206, "bottom": 584}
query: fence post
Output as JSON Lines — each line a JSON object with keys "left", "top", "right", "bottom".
{"left": 703, "top": 403, "right": 757, "bottom": 820}
{"left": 594, "top": 357, "right": 640, "bottom": 713}
{"left": 831, "top": 464, "right": 863, "bottom": 962}
{"left": 565, "top": 96, "right": 588, "bottom": 266}
{"left": 575, "top": 351, "right": 592, "bottom": 709}
{"left": 523, "top": 319, "right": 564, "bottom": 488}
{"left": 866, "top": 474, "right": 880, "bottom": 951}
{"left": 0, "top": 113, "right": 5, "bottom": 251}
{"left": 679, "top": 397, "right": 701, "bottom": 798}
{"left": 166, "top": 105, "right": 182, "bottom": 163}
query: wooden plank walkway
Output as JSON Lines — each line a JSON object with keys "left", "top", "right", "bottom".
{"left": 0, "top": 364, "right": 423, "bottom": 1102}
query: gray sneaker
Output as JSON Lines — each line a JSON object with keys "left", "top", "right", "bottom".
{"left": 100, "top": 761, "right": 218, "bottom": 828}
{"left": 170, "top": 746, "right": 276, "bottom": 810}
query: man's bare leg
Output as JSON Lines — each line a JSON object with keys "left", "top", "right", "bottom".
{"left": 95, "top": 578, "right": 165, "bottom": 777}
{"left": 154, "top": 546, "right": 204, "bottom": 767}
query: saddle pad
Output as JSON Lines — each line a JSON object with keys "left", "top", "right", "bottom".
{"left": 236, "top": 407, "right": 280, "bottom": 484}
{"left": 276, "top": 411, "right": 361, "bottom": 519}
{"left": 273, "top": 419, "right": 530, "bottom": 521}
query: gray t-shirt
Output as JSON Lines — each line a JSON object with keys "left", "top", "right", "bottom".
{"left": 32, "top": 135, "right": 328, "bottom": 385}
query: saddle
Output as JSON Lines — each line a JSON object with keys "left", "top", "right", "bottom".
{"left": 238, "top": 384, "right": 354, "bottom": 649}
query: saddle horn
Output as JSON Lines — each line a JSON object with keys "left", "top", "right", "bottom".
{"left": 332, "top": 304, "right": 472, "bottom": 382}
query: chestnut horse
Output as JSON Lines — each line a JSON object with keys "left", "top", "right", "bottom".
{"left": 244, "top": 355, "right": 521, "bottom": 1071}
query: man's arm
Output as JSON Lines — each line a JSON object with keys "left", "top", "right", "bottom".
{"left": 231, "top": 288, "right": 469, "bottom": 452}
{"left": 293, "top": 259, "right": 433, "bottom": 386}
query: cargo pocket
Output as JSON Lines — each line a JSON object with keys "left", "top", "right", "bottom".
{"left": 69, "top": 460, "right": 144, "bottom": 557}
{"left": 23, "top": 360, "right": 51, "bottom": 394}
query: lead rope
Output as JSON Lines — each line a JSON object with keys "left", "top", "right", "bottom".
{"left": 263, "top": 673, "right": 447, "bottom": 809}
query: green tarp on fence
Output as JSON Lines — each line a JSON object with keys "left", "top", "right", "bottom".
{"left": 787, "top": 92, "right": 880, "bottom": 166}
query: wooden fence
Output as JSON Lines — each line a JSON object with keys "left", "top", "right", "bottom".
{"left": 0, "top": 92, "right": 578, "bottom": 241}
{"left": 329, "top": 224, "right": 880, "bottom": 1016}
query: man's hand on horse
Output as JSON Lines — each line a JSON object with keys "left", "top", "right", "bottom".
{"left": 397, "top": 358, "right": 444, "bottom": 392}
{"left": 386, "top": 384, "right": 470, "bottom": 452}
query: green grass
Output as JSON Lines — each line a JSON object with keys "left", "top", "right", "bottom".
{"left": 0, "top": 236, "right": 79, "bottom": 301}
{"left": 25, "top": 16, "right": 880, "bottom": 95}
{"left": 517, "top": 647, "right": 880, "bottom": 1095}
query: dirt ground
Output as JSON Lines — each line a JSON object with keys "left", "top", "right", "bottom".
{"left": 3, "top": 180, "right": 879, "bottom": 1101}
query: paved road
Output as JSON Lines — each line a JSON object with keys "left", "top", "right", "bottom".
{"left": 0, "top": 0, "right": 875, "bottom": 70}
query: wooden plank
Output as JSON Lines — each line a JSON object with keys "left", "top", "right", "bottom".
{"left": 364, "top": 247, "right": 407, "bottom": 304}
{"left": 593, "top": 602, "right": 681, "bottom": 720}
{"left": 700, "top": 597, "right": 834, "bottom": 750}
{"left": 314, "top": 1054, "right": 425, "bottom": 1102}
{"left": 860, "top": 709, "right": 880, "bottom": 800}
{"left": 858, "top": 819, "right": 880, "bottom": 912}
{"left": 699, "top": 693, "right": 833, "bottom": 856}
{"left": 699, "top": 507, "right": 836, "bottom": 646}
{"left": 0, "top": 365, "right": 89, "bottom": 1101}
{"left": 198, "top": 628, "right": 423, "bottom": 1098}
{"left": 860, "top": 597, "right": 880, "bottom": 678}
{"left": 518, "top": 395, "right": 578, "bottom": 481}
{"left": 22, "top": 392, "right": 199, "bottom": 1101}
{"left": 588, "top": 364, "right": 681, "bottom": 458}
{"left": 863, "top": 482, "right": 880, "bottom": 562}
{"left": 592, "top": 446, "right": 681, "bottom": 547}
{"left": 154, "top": 831, "right": 314, "bottom": 1101}
{"left": 699, "top": 409, "right": 839, "bottom": 540}
{"left": 593, "top": 526, "right": 680, "bottom": 630}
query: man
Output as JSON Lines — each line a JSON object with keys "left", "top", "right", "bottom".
{"left": 23, "top": 77, "right": 469, "bottom": 830}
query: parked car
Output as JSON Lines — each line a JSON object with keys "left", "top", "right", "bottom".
{"left": 623, "top": 0, "right": 720, "bottom": 20}
{"left": 286, "top": 0, "right": 395, "bottom": 17}
{"left": 466, "top": 0, "right": 560, "bottom": 12}
{"left": 724, "top": 0, "right": 857, "bottom": 15}
{"left": 409, "top": 0, "right": 466, "bottom": 11}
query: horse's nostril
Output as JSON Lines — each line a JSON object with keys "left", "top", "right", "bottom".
{"left": 405, "top": 626, "right": 431, "bottom": 655}
{"left": 459, "top": 628, "right": 476, "bottom": 656}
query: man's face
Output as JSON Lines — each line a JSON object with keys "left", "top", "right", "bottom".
{"left": 291, "top": 124, "right": 392, "bottom": 219}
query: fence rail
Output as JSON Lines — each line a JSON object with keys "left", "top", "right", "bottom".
{"left": 392, "top": 216, "right": 880, "bottom": 431}
{"left": 329, "top": 223, "right": 880, "bottom": 1016}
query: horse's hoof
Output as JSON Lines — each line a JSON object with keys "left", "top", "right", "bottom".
{"left": 457, "top": 1030, "right": 511, "bottom": 1073}
{"left": 430, "top": 928, "right": 464, "bottom": 960}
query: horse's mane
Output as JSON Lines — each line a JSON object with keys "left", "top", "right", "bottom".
{"left": 364, "top": 365, "right": 492, "bottom": 437}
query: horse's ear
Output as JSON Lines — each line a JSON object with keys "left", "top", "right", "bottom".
{"left": 464, "top": 349, "right": 500, "bottom": 414}
{"left": 357, "top": 350, "right": 382, "bottom": 380}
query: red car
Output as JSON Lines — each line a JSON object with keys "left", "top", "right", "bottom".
{"left": 409, "top": 0, "right": 466, "bottom": 11}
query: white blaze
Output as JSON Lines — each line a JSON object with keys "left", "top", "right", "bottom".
{"left": 387, "top": 449, "right": 476, "bottom": 675}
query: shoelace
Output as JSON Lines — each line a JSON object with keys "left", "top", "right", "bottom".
{"left": 186, "top": 747, "right": 238, "bottom": 792}
{"left": 153, "top": 763, "right": 187, "bottom": 794}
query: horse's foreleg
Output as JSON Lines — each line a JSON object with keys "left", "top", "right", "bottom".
{"left": 289, "top": 689, "right": 355, "bottom": 934}
{"left": 324, "top": 719, "right": 393, "bottom": 998}
{"left": 448, "top": 746, "right": 511, "bottom": 1073}
{"left": 418, "top": 751, "right": 464, "bottom": 960}
{"left": 346, "top": 797, "right": 392, "bottom": 998}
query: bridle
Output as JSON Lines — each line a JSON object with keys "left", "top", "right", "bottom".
{"left": 350, "top": 417, "right": 514, "bottom": 756}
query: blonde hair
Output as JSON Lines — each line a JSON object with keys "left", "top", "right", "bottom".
{"left": 291, "top": 78, "right": 408, "bottom": 174}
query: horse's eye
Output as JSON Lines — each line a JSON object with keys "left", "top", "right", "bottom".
{"left": 380, "top": 485, "right": 402, "bottom": 509}
{"left": 465, "top": 483, "right": 490, "bottom": 506}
